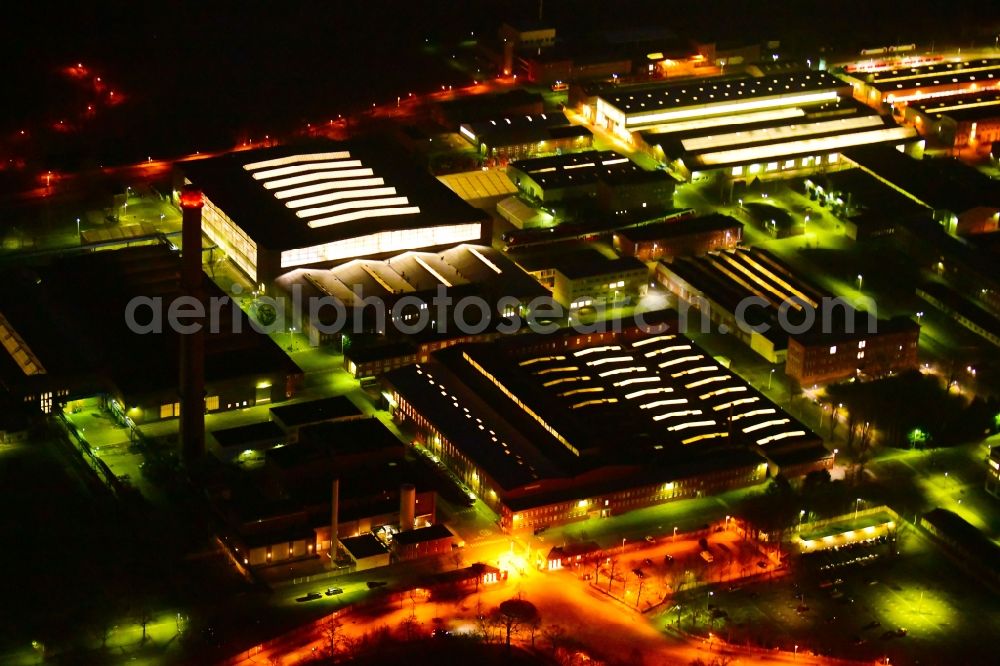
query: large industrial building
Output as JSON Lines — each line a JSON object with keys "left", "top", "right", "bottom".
{"left": 840, "top": 58, "right": 1000, "bottom": 112}
{"left": 901, "top": 90, "right": 1000, "bottom": 150}
{"left": 0, "top": 244, "right": 301, "bottom": 424}
{"left": 384, "top": 322, "right": 828, "bottom": 532}
{"left": 581, "top": 71, "right": 919, "bottom": 181}
{"left": 178, "top": 141, "right": 490, "bottom": 285}
{"left": 506, "top": 150, "right": 675, "bottom": 214}
{"left": 458, "top": 113, "right": 593, "bottom": 162}
{"left": 274, "top": 243, "right": 549, "bottom": 346}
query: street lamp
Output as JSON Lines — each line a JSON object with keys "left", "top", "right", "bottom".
{"left": 916, "top": 311, "right": 924, "bottom": 324}
{"left": 798, "top": 509, "right": 806, "bottom": 530}
{"left": 854, "top": 498, "right": 862, "bottom": 520}
{"left": 75, "top": 217, "right": 81, "bottom": 240}
{"left": 621, "top": 537, "right": 627, "bottom": 554}
{"left": 833, "top": 448, "right": 839, "bottom": 466}
{"left": 768, "top": 368, "right": 775, "bottom": 390}
{"left": 673, "top": 526, "right": 678, "bottom": 542}
{"left": 794, "top": 644, "right": 799, "bottom": 658}
{"left": 856, "top": 274, "right": 863, "bottom": 290}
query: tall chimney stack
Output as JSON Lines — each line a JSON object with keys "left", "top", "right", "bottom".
{"left": 179, "top": 185, "right": 206, "bottom": 465}
{"left": 330, "top": 478, "right": 340, "bottom": 558}
{"left": 400, "top": 483, "right": 416, "bottom": 532}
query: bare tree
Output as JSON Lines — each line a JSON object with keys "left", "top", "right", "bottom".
{"left": 321, "top": 615, "right": 342, "bottom": 657}
{"left": 542, "top": 623, "right": 566, "bottom": 653}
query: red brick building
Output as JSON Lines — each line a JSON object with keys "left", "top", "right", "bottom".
{"left": 614, "top": 213, "right": 742, "bottom": 261}
{"left": 785, "top": 315, "right": 919, "bottom": 385}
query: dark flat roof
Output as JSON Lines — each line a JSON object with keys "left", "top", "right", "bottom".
{"left": 917, "top": 282, "right": 1000, "bottom": 337}
{"left": 550, "top": 250, "right": 648, "bottom": 280}
{"left": 616, "top": 214, "right": 742, "bottom": 242}
{"left": 180, "top": 139, "right": 486, "bottom": 251}
{"left": 870, "top": 58, "right": 1000, "bottom": 86}
{"left": 844, "top": 145, "right": 1000, "bottom": 213}
{"left": 509, "top": 150, "right": 669, "bottom": 190}
{"left": 0, "top": 244, "right": 300, "bottom": 401}
{"left": 340, "top": 533, "right": 388, "bottom": 560}
{"left": 211, "top": 421, "right": 286, "bottom": 448}
{"left": 266, "top": 418, "right": 402, "bottom": 470}
{"left": 393, "top": 523, "right": 454, "bottom": 545}
{"left": 922, "top": 508, "right": 1000, "bottom": 565}
{"left": 269, "top": 396, "right": 362, "bottom": 427}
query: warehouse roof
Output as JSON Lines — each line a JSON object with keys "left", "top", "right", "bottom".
{"left": 340, "top": 533, "right": 388, "bottom": 560}
{"left": 509, "top": 150, "right": 669, "bottom": 190}
{"left": 211, "top": 421, "right": 286, "bottom": 449}
{"left": 269, "top": 396, "right": 362, "bottom": 428}
{"left": 461, "top": 113, "right": 592, "bottom": 148}
{"left": 844, "top": 145, "right": 1000, "bottom": 213}
{"left": 599, "top": 71, "right": 847, "bottom": 117}
{"left": 869, "top": 58, "right": 1000, "bottom": 86}
{"left": 616, "top": 214, "right": 742, "bottom": 243}
{"left": 550, "top": 251, "right": 648, "bottom": 280}
{"left": 393, "top": 523, "right": 454, "bottom": 546}
{"left": 180, "top": 140, "right": 486, "bottom": 251}
{"left": 909, "top": 89, "right": 1000, "bottom": 122}
{"left": 0, "top": 243, "right": 301, "bottom": 401}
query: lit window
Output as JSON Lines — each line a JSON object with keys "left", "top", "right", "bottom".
{"left": 829, "top": 346, "right": 837, "bottom": 355}
{"left": 766, "top": 162, "right": 778, "bottom": 171}
{"left": 858, "top": 340, "right": 866, "bottom": 349}
{"left": 784, "top": 159, "right": 796, "bottom": 169}
{"left": 748, "top": 164, "right": 761, "bottom": 174}
{"left": 731, "top": 166, "right": 744, "bottom": 176}
{"left": 206, "top": 395, "right": 220, "bottom": 411}
{"left": 828, "top": 153, "right": 838, "bottom": 163}
{"left": 857, "top": 351, "right": 865, "bottom": 359}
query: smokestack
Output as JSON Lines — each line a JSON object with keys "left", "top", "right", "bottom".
{"left": 400, "top": 483, "right": 416, "bottom": 532}
{"left": 330, "top": 478, "right": 340, "bottom": 556}
{"left": 179, "top": 185, "right": 206, "bottom": 465}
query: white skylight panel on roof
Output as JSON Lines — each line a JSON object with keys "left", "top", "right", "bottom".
{"left": 640, "top": 399, "right": 687, "bottom": 410}
{"left": 615, "top": 377, "right": 659, "bottom": 388}
{"left": 653, "top": 409, "right": 703, "bottom": 421}
{"left": 251, "top": 160, "right": 364, "bottom": 180}
{"left": 742, "top": 418, "right": 791, "bottom": 433}
{"left": 275, "top": 179, "right": 388, "bottom": 202}
{"left": 631, "top": 334, "right": 676, "bottom": 347}
{"left": 657, "top": 354, "right": 704, "bottom": 368}
{"left": 293, "top": 188, "right": 400, "bottom": 215}
{"left": 262, "top": 168, "right": 376, "bottom": 189}
{"left": 756, "top": 430, "right": 806, "bottom": 445}
{"left": 243, "top": 151, "right": 352, "bottom": 171}
{"left": 307, "top": 206, "right": 421, "bottom": 229}
{"left": 294, "top": 196, "right": 411, "bottom": 219}
{"left": 624, "top": 386, "right": 672, "bottom": 399}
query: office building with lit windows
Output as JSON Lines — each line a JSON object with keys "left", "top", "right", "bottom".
{"left": 383, "top": 322, "right": 826, "bottom": 532}
{"left": 178, "top": 141, "right": 490, "bottom": 286}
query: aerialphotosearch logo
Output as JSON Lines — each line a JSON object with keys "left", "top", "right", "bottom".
{"left": 124, "top": 282, "right": 877, "bottom": 341}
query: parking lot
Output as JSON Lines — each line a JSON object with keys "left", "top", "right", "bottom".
{"left": 670, "top": 526, "right": 997, "bottom": 664}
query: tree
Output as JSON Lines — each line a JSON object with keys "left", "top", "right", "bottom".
{"left": 542, "top": 623, "right": 566, "bottom": 653}
{"left": 321, "top": 615, "right": 342, "bottom": 657}
{"left": 496, "top": 598, "right": 539, "bottom": 648}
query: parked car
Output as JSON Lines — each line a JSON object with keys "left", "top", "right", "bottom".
{"left": 296, "top": 593, "right": 322, "bottom": 603}
{"left": 325, "top": 587, "right": 343, "bottom": 596}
